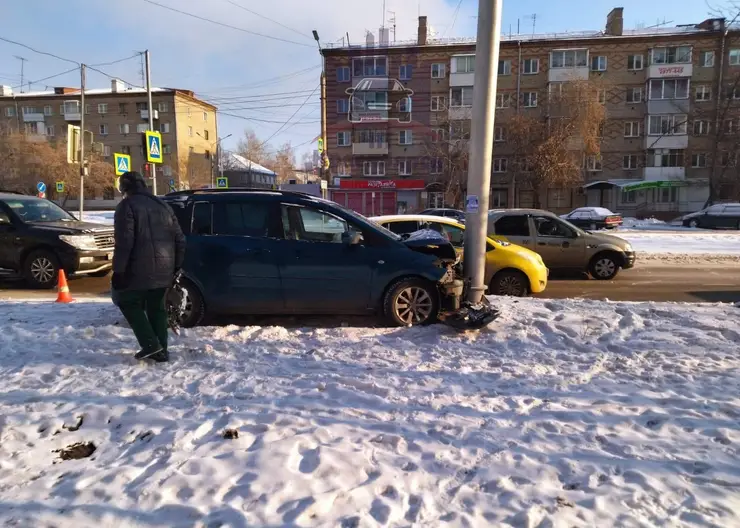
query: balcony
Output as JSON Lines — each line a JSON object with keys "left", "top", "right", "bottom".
{"left": 22, "top": 112, "right": 45, "bottom": 122}
{"left": 450, "top": 72, "right": 474, "bottom": 87}
{"left": 647, "top": 99, "right": 690, "bottom": 114}
{"left": 547, "top": 67, "right": 589, "bottom": 83}
{"left": 647, "top": 63, "right": 692, "bottom": 79}
{"left": 352, "top": 142, "right": 388, "bottom": 155}
{"left": 644, "top": 134, "right": 689, "bottom": 150}
{"left": 644, "top": 166, "right": 686, "bottom": 181}
{"left": 140, "top": 109, "right": 159, "bottom": 120}
{"left": 448, "top": 106, "right": 473, "bottom": 120}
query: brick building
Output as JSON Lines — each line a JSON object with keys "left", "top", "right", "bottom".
{"left": 0, "top": 79, "right": 217, "bottom": 195}
{"left": 322, "top": 7, "right": 740, "bottom": 217}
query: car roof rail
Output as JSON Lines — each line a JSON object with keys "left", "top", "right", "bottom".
{"left": 164, "top": 187, "right": 316, "bottom": 198}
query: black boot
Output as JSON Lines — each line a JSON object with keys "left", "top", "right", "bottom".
{"left": 150, "top": 350, "right": 169, "bottom": 363}
{"left": 135, "top": 346, "right": 164, "bottom": 360}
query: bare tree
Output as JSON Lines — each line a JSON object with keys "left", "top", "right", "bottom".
{"left": 421, "top": 118, "right": 470, "bottom": 208}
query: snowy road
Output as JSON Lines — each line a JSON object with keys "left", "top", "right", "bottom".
{"left": 1, "top": 297, "right": 739, "bottom": 526}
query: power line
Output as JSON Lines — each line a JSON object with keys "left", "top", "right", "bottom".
{"left": 0, "top": 36, "right": 79, "bottom": 65}
{"left": 11, "top": 66, "right": 79, "bottom": 90}
{"left": 141, "top": 0, "right": 314, "bottom": 47}
{"left": 90, "top": 53, "right": 141, "bottom": 67}
{"left": 203, "top": 88, "right": 320, "bottom": 102}
{"left": 224, "top": 0, "right": 313, "bottom": 39}
{"left": 260, "top": 84, "right": 320, "bottom": 145}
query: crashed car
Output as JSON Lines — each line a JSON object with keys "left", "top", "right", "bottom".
{"left": 162, "top": 189, "right": 498, "bottom": 330}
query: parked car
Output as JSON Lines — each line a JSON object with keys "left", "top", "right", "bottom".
{"left": 0, "top": 192, "right": 114, "bottom": 288}
{"left": 162, "top": 189, "right": 490, "bottom": 328}
{"left": 371, "top": 214, "right": 548, "bottom": 297}
{"left": 681, "top": 203, "right": 740, "bottom": 229}
{"left": 560, "top": 207, "right": 623, "bottom": 230}
{"left": 418, "top": 208, "right": 466, "bottom": 223}
{"left": 487, "top": 209, "right": 635, "bottom": 280}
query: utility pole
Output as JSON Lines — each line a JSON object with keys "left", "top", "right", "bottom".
{"left": 463, "top": 0, "right": 503, "bottom": 304}
{"left": 145, "top": 50, "right": 157, "bottom": 195}
{"left": 312, "top": 30, "right": 328, "bottom": 184}
{"left": 79, "top": 64, "right": 86, "bottom": 219}
{"left": 14, "top": 56, "right": 27, "bottom": 92}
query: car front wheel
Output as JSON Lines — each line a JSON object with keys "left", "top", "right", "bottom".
{"left": 688, "top": 219, "right": 699, "bottom": 228}
{"left": 383, "top": 278, "right": 439, "bottom": 327}
{"left": 490, "top": 270, "right": 529, "bottom": 297}
{"left": 24, "top": 249, "right": 60, "bottom": 289}
{"left": 169, "top": 279, "right": 205, "bottom": 328}
{"left": 589, "top": 253, "right": 620, "bottom": 280}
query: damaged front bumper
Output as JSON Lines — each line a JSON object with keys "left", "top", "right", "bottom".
{"left": 435, "top": 263, "right": 501, "bottom": 331}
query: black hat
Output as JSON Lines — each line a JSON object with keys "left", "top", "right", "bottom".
{"left": 119, "top": 171, "right": 148, "bottom": 194}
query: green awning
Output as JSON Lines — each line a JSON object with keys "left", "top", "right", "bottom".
{"left": 621, "top": 180, "right": 686, "bottom": 191}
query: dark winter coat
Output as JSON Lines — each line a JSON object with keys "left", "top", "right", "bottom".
{"left": 112, "top": 174, "right": 186, "bottom": 291}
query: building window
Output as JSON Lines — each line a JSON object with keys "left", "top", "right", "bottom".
{"left": 648, "top": 115, "right": 688, "bottom": 135}
{"left": 99, "top": 124, "right": 108, "bottom": 136}
{"left": 337, "top": 98, "right": 349, "bottom": 113}
{"left": 21, "top": 106, "right": 37, "bottom": 115}
{"left": 691, "top": 153, "right": 707, "bottom": 168}
{"left": 654, "top": 187, "right": 678, "bottom": 204}
{"left": 454, "top": 55, "right": 475, "bottom": 73}
{"left": 103, "top": 145, "right": 111, "bottom": 157}
{"left": 649, "top": 79, "right": 689, "bottom": 100}
{"left": 398, "top": 159, "right": 412, "bottom": 175}
{"left": 730, "top": 49, "right": 740, "bottom": 66}
{"left": 121, "top": 146, "right": 131, "bottom": 155}
{"left": 523, "top": 91, "right": 538, "bottom": 108}
{"left": 98, "top": 103, "right": 108, "bottom": 114}
{"left": 550, "top": 49, "right": 588, "bottom": 68}
{"left": 188, "top": 126, "right": 193, "bottom": 137}
{"left": 726, "top": 119, "right": 737, "bottom": 134}
{"left": 493, "top": 158, "right": 508, "bottom": 172}
{"left": 136, "top": 102, "right": 148, "bottom": 111}
{"left": 620, "top": 190, "right": 637, "bottom": 204}
{"left": 431, "top": 128, "right": 446, "bottom": 142}
{"left": 627, "top": 54, "right": 644, "bottom": 70}
{"left": 494, "top": 126, "right": 505, "bottom": 142}
{"left": 137, "top": 123, "right": 148, "bottom": 133}
{"left": 45, "top": 125, "right": 54, "bottom": 137}
{"left": 336, "top": 66, "right": 350, "bottom": 82}
{"left": 523, "top": 58, "right": 539, "bottom": 74}
{"left": 624, "top": 121, "right": 640, "bottom": 137}
{"left": 160, "top": 122, "right": 170, "bottom": 134}
{"left": 590, "top": 55, "right": 607, "bottom": 71}
{"left": 431, "top": 63, "right": 446, "bottom": 78}
{"left": 430, "top": 158, "right": 443, "bottom": 174}
{"left": 43, "top": 105, "right": 52, "bottom": 116}
{"left": 498, "top": 59, "right": 512, "bottom": 75}
{"left": 693, "top": 120, "right": 710, "bottom": 135}
{"left": 701, "top": 51, "right": 715, "bottom": 67}
{"left": 651, "top": 46, "right": 692, "bottom": 64}
{"left": 450, "top": 87, "right": 473, "bottom": 107}
{"left": 352, "top": 56, "right": 387, "bottom": 77}
{"left": 203, "top": 112, "right": 208, "bottom": 122}
{"left": 647, "top": 148, "right": 684, "bottom": 167}
{"left": 5, "top": 107, "right": 15, "bottom": 117}
{"left": 157, "top": 101, "right": 169, "bottom": 112}
{"left": 491, "top": 188, "right": 508, "bottom": 208}
{"left": 337, "top": 131, "right": 351, "bottom": 146}
{"left": 203, "top": 130, "right": 209, "bottom": 140}
{"left": 399, "top": 130, "right": 413, "bottom": 145}
{"left": 626, "top": 87, "right": 643, "bottom": 103}
{"left": 118, "top": 103, "right": 127, "bottom": 114}
{"left": 596, "top": 89, "right": 606, "bottom": 104}
{"left": 363, "top": 160, "right": 385, "bottom": 176}
{"left": 85, "top": 104, "right": 91, "bottom": 114}
{"left": 585, "top": 155, "right": 602, "bottom": 171}
{"left": 357, "top": 129, "right": 385, "bottom": 144}
{"left": 119, "top": 123, "right": 130, "bottom": 134}
{"left": 428, "top": 192, "right": 444, "bottom": 208}
{"left": 695, "top": 85, "right": 711, "bottom": 101}
{"left": 623, "top": 154, "right": 638, "bottom": 170}
{"left": 163, "top": 145, "right": 172, "bottom": 154}
{"left": 336, "top": 161, "right": 351, "bottom": 176}
{"left": 59, "top": 104, "right": 66, "bottom": 115}
{"left": 496, "top": 93, "right": 511, "bottom": 109}
{"left": 430, "top": 95, "right": 446, "bottom": 111}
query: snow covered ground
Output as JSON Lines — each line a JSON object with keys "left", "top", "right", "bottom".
{"left": 1, "top": 297, "right": 739, "bottom": 527}
{"left": 81, "top": 211, "right": 114, "bottom": 225}
{"left": 617, "top": 231, "right": 740, "bottom": 256}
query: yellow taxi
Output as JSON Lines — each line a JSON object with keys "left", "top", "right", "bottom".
{"left": 371, "top": 214, "right": 548, "bottom": 296}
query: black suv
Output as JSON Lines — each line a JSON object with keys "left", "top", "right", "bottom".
{"left": 0, "top": 192, "right": 115, "bottom": 288}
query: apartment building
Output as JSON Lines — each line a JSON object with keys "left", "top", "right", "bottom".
{"left": 0, "top": 79, "right": 217, "bottom": 195}
{"left": 323, "top": 7, "right": 740, "bottom": 217}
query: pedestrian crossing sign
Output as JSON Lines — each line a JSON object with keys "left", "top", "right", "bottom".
{"left": 113, "top": 153, "right": 131, "bottom": 176}
{"left": 216, "top": 177, "right": 228, "bottom": 189}
{"left": 145, "top": 130, "right": 163, "bottom": 164}
{"left": 56, "top": 182, "right": 65, "bottom": 193}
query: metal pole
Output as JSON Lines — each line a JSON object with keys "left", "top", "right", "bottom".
{"left": 79, "top": 64, "right": 86, "bottom": 220}
{"left": 463, "top": 0, "right": 503, "bottom": 304}
{"left": 145, "top": 50, "right": 157, "bottom": 195}
{"left": 319, "top": 60, "right": 327, "bottom": 182}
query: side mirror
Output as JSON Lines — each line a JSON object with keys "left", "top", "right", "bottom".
{"left": 342, "top": 230, "right": 362, "bottom": 245}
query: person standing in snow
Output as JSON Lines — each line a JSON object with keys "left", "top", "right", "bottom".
{"left": 111, "top": 171, "right": 186, "bottom": 363}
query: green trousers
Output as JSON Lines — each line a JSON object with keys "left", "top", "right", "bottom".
{"left": 116, "top": 288, "right": 169, "bottom": 353}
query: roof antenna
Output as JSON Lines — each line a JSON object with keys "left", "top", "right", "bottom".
{"left": 524, "top": 14, "right": 538, "bottom": 36}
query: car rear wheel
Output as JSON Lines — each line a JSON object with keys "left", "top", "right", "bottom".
{"left": 24, "top": 249, "right": 60, "bottom": 289}
{"left": 383, "top": 278, "right": 439, "bottom": 327}
{"left": 688, "top": 219, "right": 699, "bottom": 228}
{"left": 490, "top": 270, "right": 529, "bottom": 297}
{"left": 172, "top": 280, "right": 205, "bottom": 328}
{"left": 589, "top": 253, "right": 620, "bottom": 280}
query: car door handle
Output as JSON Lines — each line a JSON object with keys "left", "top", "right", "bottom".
{"left": 537, "top": 242, "right": 546, "bottom": 246}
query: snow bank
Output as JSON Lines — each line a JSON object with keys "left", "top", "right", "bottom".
{"left": 81, "top": 211, "right": 114, "bottom": 225}
{"left": 1, "top": 298, "right": 739, "bottom": 526}
{"left": 618, "top": 231, "right": 740, "bottom": 255}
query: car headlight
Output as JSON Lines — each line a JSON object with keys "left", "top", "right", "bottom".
{"left": 624, "top": 244, "right": 633, "bottom": 252}
{"left": 59, "top": 234, "right": 98, "bottom": 251}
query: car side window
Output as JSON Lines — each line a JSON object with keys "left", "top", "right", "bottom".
{"left": 213, "top": 202, "right": 271, "bottom": 237}
{"left": 282, "top": 205, "right": 349, "bottom": 243}
{"left": 383, "top": 220, "right": 418, "bottom": 235}
{"left": 494, "top": 215, "right": 530, "bottom": 237}
{"left": 534, "top": 216, "right": 575, "bottom": 238}
{"left": 191, "top": 202, "right": 212, "bottom": 235}
{"left": 426, "top": 222, "right": 464, "bottom": 247}
{"left": 0, "top": 211, "right": 10, "bottom": 225}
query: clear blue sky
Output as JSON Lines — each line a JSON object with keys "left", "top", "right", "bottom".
{"left": 1, "top": 0, "right": 715, "bottom": 160}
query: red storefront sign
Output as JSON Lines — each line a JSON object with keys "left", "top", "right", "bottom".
{"left": 338, "top": 179, "right": 426, "bottom": 190}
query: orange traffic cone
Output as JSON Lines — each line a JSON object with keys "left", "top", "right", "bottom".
{"left": 55, "top": 270, "right": 74, "bottom": 303}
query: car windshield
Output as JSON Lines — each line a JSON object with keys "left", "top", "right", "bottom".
{"left": 336, "top": 205, "right": 402, "bottom": 241}
{"left": 5, "top": 198, "right": 75, "bottom": 223}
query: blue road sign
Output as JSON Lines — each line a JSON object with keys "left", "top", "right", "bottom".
{"left": 37, "top": 181, "right": 46, "bottom": 193}
{"left": 145, "top": 131, "right": 163, "bottom": 164}
{"left": 216, "top": 177, "right": 229, "bottom": 189}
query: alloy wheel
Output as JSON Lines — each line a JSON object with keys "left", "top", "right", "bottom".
{"left": 498, "top": 275, "right": 524, "bottom": 296}
{"left": 394, "top": 286, "right": 433, "bottom": 325}
{"left": 31, "top": 257, "right": 55, "bottom": 284}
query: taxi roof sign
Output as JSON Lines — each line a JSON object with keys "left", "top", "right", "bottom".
{"left": 145, "top": 130, "right": 163, "bottom": 164}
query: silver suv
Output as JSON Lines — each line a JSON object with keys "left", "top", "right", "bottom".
{"left": 487, "top": 209, "right": 636, "bottom": 280}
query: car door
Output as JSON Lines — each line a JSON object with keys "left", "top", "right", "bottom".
{"left": 0, "top": 207, "right": 17, "bottom": 270}
{"left": 490, "top": 214, "right": 534, "bottom": 251}
{"left": 531, "top": 214, "right": 585, "bottom": 269}
{"left": 187, "top": 199, "right": 286, "bottom": 314}
{"left": 724, "top": 205, "right": 740, "bottom": 229}
{"left": 278, "top": 203, "right": 375, "bottom": 313}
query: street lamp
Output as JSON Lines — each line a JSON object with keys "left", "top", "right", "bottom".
{"left": 312, "top": 30, "right": 327, "bottom": 183}
{"left": 198, "top": 132, "right": 233, "bottom": 187}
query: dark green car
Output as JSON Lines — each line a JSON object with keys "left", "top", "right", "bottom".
{"left": 162, "top": 189, "right": 470, "bottom": 327}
